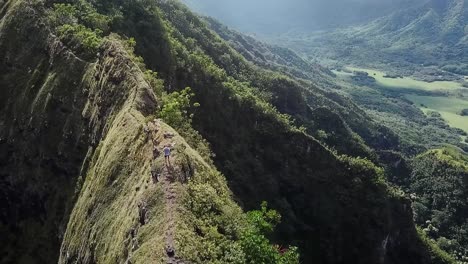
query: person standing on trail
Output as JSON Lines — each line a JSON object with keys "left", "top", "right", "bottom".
{"left": 163, "top": 144, "right": 172, "bottom": 166}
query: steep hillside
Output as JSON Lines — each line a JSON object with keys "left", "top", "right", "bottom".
{"left": 0, "top": 0, "right": 457, "bottom": 263}
{"left": 0, "top": 1, "right": 255, "bottom": 263}
{"left": 117, "top": 0, "right": 455, "bottom": 262}
{"left": 204, "top": 14, "right": 468, "bottom": 155}
{"left": 201, "top": 16, "right": 399, "bottom": 160}
{"left": 203, "top": 17, "right": 333, "bottom": 82}
{"left": 409, "top": 147, "right": 468, "bottom": 262}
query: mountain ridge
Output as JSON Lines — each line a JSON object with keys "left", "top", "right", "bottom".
{"left": 182, "top": 0, "right": 428, "bottom": 34}
{"left": 0, "top": 0, "right": 459, "bottom": 263}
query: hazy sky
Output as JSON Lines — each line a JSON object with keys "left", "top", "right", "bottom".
{"left": 183, "top": 0, "right": 427, "bottom": 34}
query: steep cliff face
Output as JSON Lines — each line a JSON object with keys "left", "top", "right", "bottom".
{"left": 1, "top": 1, "right": 98, "bottom": 261}
{"left": 0, "top": 0, "right": 456, "bottom": 263}
{"left": 1, "top": 1, "right": 245, "bottom": 263}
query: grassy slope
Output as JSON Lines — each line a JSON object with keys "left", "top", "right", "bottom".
{"left": 1, "top": 1, "right": 247, "bottom": 263}
{"left": 61, "top": 103, "right": 245, "bottom": 263}
{"left": 57, "top": 39, "right": 167, "bottom": 263}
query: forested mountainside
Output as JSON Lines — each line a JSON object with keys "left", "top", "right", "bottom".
{"left": 279, "top": 0, "right": 468, "bottom": 77}
{"left": 0, "top": 0, "right": 459, "bottom": 263}
{"left": 202, "top": 12, "right": 468, "bottom": 262}
{"left": 409, "top": 148, "right": 468, "bottom": 259}
{"left": 203, "top": 17, "right": 335, "bottom": 82}
{"left": 206, "top": 15, "right": 468, "bottom": 154}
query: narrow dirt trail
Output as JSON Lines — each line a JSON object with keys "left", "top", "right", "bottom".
{"left": 147, "top": 119, "right": 185, "bottom": 264}
{"left": 162, "top": 165, "right": 179, "bottom": 264}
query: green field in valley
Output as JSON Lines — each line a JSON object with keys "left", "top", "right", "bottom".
{"left": 406, "top": 95, "right": 468, "bottom": 135}
{"left": 334, "top": 66, "right": 468, "bottom": 144}
{"left": 347, "top": 67, "right": 463, "bottom": 92}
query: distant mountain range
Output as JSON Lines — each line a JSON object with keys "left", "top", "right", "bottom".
{"left": 276, "top": 0, "right": 468, "bottom": 76}
{"left": 182, "top": 0, "right": 427, "bottom": 34}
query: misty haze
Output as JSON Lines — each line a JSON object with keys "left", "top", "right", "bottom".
{"left": 183, "top": 0, "right": 428, "bottom": 33}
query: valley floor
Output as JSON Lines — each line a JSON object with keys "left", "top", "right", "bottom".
{"left": 334, "top": 66, "right": 468, "bottom": 146}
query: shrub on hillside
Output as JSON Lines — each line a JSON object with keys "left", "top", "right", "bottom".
{"left": 241, "top": 202, "right": 300, "bottom": 264}
{"left": 159, "top": 87, "right": 211, "bottom": 159}
{"left": 47, "top": 3, "right": 78, "bottom": 27}
{"left": 160, "top": 87, "right": 197, "bottom": 130}
{"left": 57, "top": 24, "right": 103, "bottom": 58}
{"left": 416, "top": 227, "right": 456, "bottom": 264}
{"left": 48, "top": 1, "right": 110, "bottom": 59}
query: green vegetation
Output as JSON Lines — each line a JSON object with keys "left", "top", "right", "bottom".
{"left": 241, "top": 202, "right": 299, "bottom": 264}
{"left": 406, "top": 95, "right": 468, "bottom": 136}
{"left": 48, "top": 1, "right": 110, "bottom": 32}
{"left": 175, "top": 133, "right": 300, "bottom": 263}
{"left": 416, "top": 227, "right": 456, "bottom": 264}
{"left": 207, "top": 15, "right": 398, "bottom": 161}
{"left": 346, "top": 67, "right": 463, "bottom": 92}
{"left": 56, "top": 24, "right": 103, "bottom": 57}
{"left": 143, "top": 69, "right": 164, "bottom": 96}
{"left": 158, "top": 87, "right": 211, "bottom": 161}
{"left": 441, "top": 64, "right": 468, "bottom": 76}
{"left": 1, "top": 0, "right": 462, "bottom": 263}
{"left": 206, "top": 10, "right": 468, "bottom": 156}
{"left": 47, "top": 0, "right": 299, "bottom": 263}
{"left": 410, "top": 148, "right": 468, "bottom": 262}
{"left": 47, "top": 1, "right": 111, "bottom": 59}
{"left": 332, "top": 67, "right": 468, "bottom": 147}
{"left": 326, "top": 66, "right": 468, "bottom": 153}
{"left": 148, "top": 2, "right": 460, "bottom": 262}
{"left": 301, "top": 38, "right": 468, "bottom": 263}
{"left": 159, "top": 87, "right": 198, "bottom": 133}
{"left": 337, "top": 82, "right": 466, "bottom": 154}
{"left": 180, "top": 2, "right": 466, "bottom": 263}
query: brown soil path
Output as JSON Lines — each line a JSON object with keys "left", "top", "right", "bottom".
{"left": 162, "top": 165, "right": 179, "bottom": 264}
{"left": 146, "top": 119, "right": 185, "bottom": 264}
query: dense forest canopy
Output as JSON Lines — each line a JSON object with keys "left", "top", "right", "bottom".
{"left": 190, "top": 0, "right": 468, "bottom": 261}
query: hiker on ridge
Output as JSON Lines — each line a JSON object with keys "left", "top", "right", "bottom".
{"left": 163, "top": 144, "right": 172, "bottom": 167}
